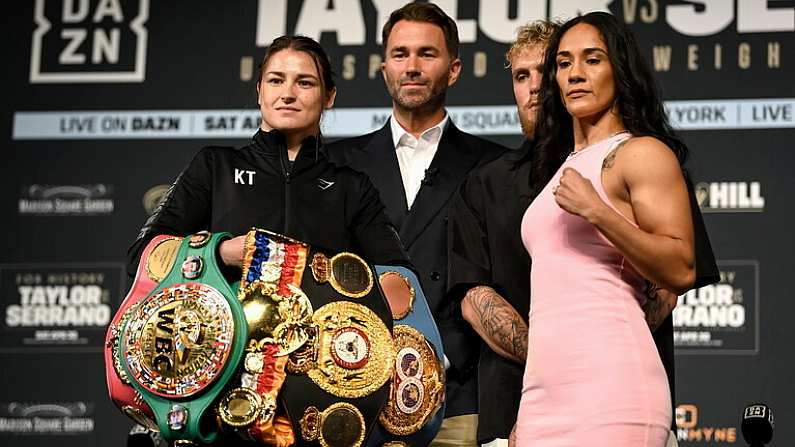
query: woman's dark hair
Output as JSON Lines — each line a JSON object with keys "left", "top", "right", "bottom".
{"left": 530, "top": 12, "right": 688, "bottom": 196}
{"left": 256, "top": 35, "right": 336, "bottom": 95}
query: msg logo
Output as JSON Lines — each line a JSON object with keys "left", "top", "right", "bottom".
{"left": 29, "top": 0, "right": 149, "bottom": 83}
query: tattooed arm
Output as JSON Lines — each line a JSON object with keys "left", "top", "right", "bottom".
{"left": 643, "top": 281, "right": 678, "bottom": 331}
{"left": 461, "top": 285, "right": 528, "bottom": 365}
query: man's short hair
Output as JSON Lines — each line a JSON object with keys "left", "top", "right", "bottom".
{"left": 382, "top": 2, "right": 460, "bottom": 58}
{"left": 505, "top": 20, "right": 559, "bottom": 67}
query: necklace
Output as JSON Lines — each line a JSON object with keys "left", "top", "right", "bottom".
{"left": 567, "top": 130, "right": 630, "bottom": 159}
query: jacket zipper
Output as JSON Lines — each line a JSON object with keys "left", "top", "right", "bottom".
{"left": 284, "top": 169, "right": 292, "bottom": 234}
{"left": 277, "top": 137, "right": 294, "bottom": 236}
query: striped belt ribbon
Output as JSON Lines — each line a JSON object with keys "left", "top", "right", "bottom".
{"left": 241, "top": 229, "right": 308, "bottom": 296}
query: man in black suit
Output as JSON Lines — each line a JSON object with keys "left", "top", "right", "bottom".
{"left": 325, "top": 3, "right": 504, "bottom": 445}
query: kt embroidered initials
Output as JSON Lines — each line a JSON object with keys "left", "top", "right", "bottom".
{"left": 234, "top": 169, "right": 256, "bottom": 185}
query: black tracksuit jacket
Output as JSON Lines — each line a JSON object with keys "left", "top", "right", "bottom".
{"left": 127, "top": 129, "right": 409, "bottom": 275}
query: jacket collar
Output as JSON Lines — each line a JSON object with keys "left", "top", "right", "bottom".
{"left": 251, "top": 129, "right": 325, "bottom": 178}
{"left": 252, "top": 128, "right": 321, "bottom": 160}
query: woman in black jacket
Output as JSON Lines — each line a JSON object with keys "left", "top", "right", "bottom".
{"left": 128, "top": 36, "right": 408, "bottom": 273}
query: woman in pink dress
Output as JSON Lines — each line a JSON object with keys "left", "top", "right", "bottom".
{"left": 515, "top": 12, "right": 695, "bottom": 446}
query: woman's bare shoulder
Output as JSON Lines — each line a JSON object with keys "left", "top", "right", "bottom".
{"left": 618, "top": 136, "right": 680, "bottom": 165}
{"left": 613, "top": 136, "right": 683, "bottom": 183}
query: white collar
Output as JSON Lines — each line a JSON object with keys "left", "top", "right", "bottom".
{"left": 390, "top": 113, "right": 450, "bottom": 149}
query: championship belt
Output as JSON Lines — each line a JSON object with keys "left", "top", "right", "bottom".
{"left": 368, "top": 266, "right": 446, "bottom": 446}
{"left": 105, "top": 234, "right": 183, "bottom": 432}
{"left": 117, "top": 232, "right": 248, "bottom": 444}
{"left": 240, "top": 229, "right": 396, "bottom": 447}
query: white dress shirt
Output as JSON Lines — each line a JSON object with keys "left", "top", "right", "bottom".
{"left": 390, "top": 114, "right": 450, "bottom": 209}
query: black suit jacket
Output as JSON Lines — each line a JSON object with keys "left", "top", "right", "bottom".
{"left": 325, "top": 120, "right": 505, "bottom": 417}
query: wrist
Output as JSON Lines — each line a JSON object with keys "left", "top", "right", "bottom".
{"left": 218, "top": 240, "right": 230, "bottom": 265}
{"left": 218, "top": 240, "right": 239, "bottom": 267}
{"left": 583, "top": 201, "right": 609, "bottom": 225}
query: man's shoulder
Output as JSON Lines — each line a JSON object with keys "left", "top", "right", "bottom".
{"left": 473, "top": 152, "right": 518, "bottom": 179}
{"left": 452, "top": 127, "right": 506, "bottom": 152}
{"left": 447, "top": 126, "right": 507, "bottom": 163}
{"left": 460, "top": 141, "right": 533, "bottom": 196}
{"left": 457, "top": 153, "right": 513, "bottom": 199}
{"left": 324, "top": 128, "right": 387, "bottom": 166}
{"left": 476, "top": 140, "right": 532, "bottom": 176}
{"left": 325, "top": 128, "right": 383, "bottom": 151}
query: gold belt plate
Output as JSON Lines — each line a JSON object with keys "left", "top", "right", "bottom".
{"left": 311, "top": 252, "right": 374, "bottom": 299}
{"left": 307, "top": 301, "right": 394, "bottom": 398}
{"left": 123, "top": 283, "right": 235, "bottom": 398}
{"left": 300, "top": 402, "right": 366, "bottom": 447}
{"left": 379, "top": 325, "right": 445, "bottom": 435}
{"left": 145, "top": 237, "right": 182, "bottom": 282}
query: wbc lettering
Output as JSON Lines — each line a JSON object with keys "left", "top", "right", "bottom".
{"left": 153, "top": 307, "right": 176, "bottom": 374}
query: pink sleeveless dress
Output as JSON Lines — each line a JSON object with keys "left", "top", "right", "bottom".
{"left": 516, "top": 132, "right": 671, "bottom": 446}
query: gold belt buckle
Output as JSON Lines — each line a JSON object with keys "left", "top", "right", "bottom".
{"left": 306, "top": 301, "right": 395, "bottom": 399}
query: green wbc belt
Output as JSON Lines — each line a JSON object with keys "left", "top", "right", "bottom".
{"left": 119, "top": 232, "right": 247, "bottom": 444}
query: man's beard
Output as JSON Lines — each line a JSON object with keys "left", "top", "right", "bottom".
{"left": 389, "top": 76, "right": 448, "bottom": 113}
{"left": 518, "top": 107, "right": 536, "bottom": 139}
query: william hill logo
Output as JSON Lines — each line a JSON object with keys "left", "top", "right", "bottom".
{"left": 676, "top": 404, "right": 738, "bottom": 443}
{"left": 695, "top": 181, "right": 765, "bottom": 213}
{"left": 29, "top": 0, "right": 149, "bottom": 83}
